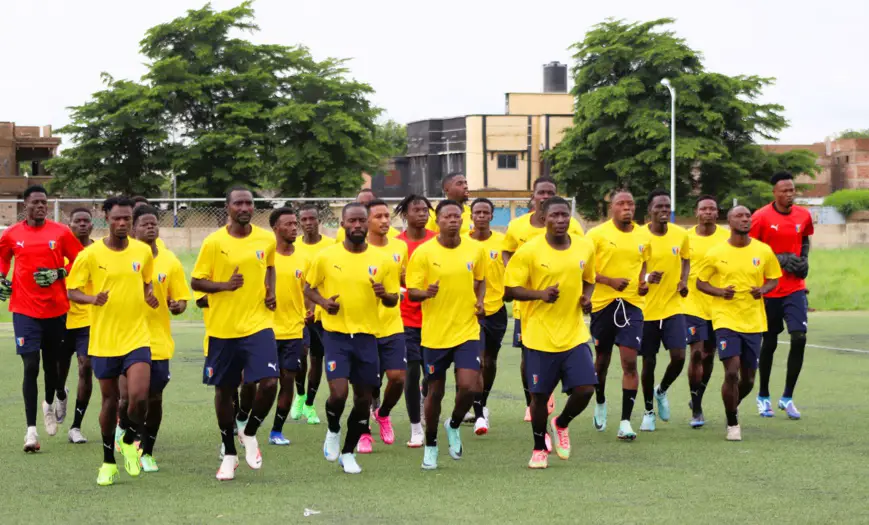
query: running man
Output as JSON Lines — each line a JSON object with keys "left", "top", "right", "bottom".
{"left": 466, "top": 197, "right": 506, "bottom": 435}
{"left": 394, "top": 194, "right": 437, "bottom": 447}
{"left": 335, "top": 189, "right": 400, "bottom": 243}
{"left": 586, "top": 190, "right": 651, "bottom": 440}
{"left": 267, "top": 207, "right": 309, "bottom": 446}
{"left": 502, "top": 176, "right": 584, "bottom": 421}
{"left": 638, "top": 190, "right": 690, "bottom": 432}
{"left": 697, "top": 206, "right": 781, "bottom": 441}
{"left": 407, "top": 200, "right": 486, "bottom": 470}
{"left": 192, "top": 186, "right": 279, "bottom": 480}
{"left": 291, "top": 203, "right": 334, "bottom": 424}
{"left": 305, "top": 203, "right": 398, "bottom": 474}
{"left": 685, "top": 196, "right": 729, "bottom": 427}
{"left": 750, "top": 172, "right": 814, "bottom": 419}
{"left": 358, "top": 199, "right": 408, "bottom": 454}
{"left": 56, "top": 208, "right": 95, "bottom": 444}
{"left": 0, "top": 185, "right": 83, "bottom": 452}
{"left": 504, "top": 196, "right": 597, "bottom": 469}
{"left": 67, "top": 196, "right": 157, "bottom": 486}
{"left": 133, "top": 205, "right": 190, "bottom": 471}
{"left": 426, "top": 174, "right": 473, "bottom": 234}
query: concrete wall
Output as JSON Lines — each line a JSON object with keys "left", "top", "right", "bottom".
{"left": 506, "top": 93, "right": 573, "bottom": 115}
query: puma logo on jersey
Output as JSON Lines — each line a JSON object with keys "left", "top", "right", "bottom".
{"left": 770, "top": 224, "right": 779, "bottom": 231}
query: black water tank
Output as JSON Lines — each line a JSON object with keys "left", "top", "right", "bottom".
{"left": 543, "top": 61, "right": 567, "bottom": 93}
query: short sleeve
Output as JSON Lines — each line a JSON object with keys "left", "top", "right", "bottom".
{"left": 400, "top": 243, "right": 409, "bottom": 272}
{"left": 582, "top": 242, "right": 596, "bottom": 284}
{"left": 502, "top": 223, "right": 520, "bottom": 253}
{"left": 61, "top": 227, "right": 84, "bottom": 267}
{"left": 406, "top": 247, "right": 427, "bottom": 290}
{"left": 169, "top": 258, "right": 191, "bottom": 301}
{"left": 698, "top": 254, "right": 717, "bottom": 282}
{"left": 306, "top": 252, "right": 326, "bottom": 289}
{"left": 67, "top": 250, "right": 91, "bottom": 290}
{"left": 473, "top": 244, "right": 486, "bottom": 281}
{"left": 764, "top": 247, "right": 783, "bottom": 280}
{"left": 568, "top": 217, "right": 585, "bottom": 237}
{"left": 425, "top": 209, "right": 439, "bottom": 233}
{"left": 191, "top": 237, "right": 215, "bottom": 280}
{"left": 141, "top": 249, "right": 154, "bottom": 284}
{"left": 265, "top": 237, "right": 276, "bottom": 266}
{"left": 804, "top": 212, "right": 814, "bottom": 236}
{"left": 680, "top": 232, "right": 691, "bottom": 260}
{"left": 0, "top": 230, "right": 12, "bottom": 275}
{"left": 504, "top": 247, "right": 531, "bottom": 288}
{"left": 383, "top": 255, "right": 399, "bottom": 294}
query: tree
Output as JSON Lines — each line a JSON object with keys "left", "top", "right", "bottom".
{"left": 375, "top": 119, "right": 408, "bottom": 157}
{"left": 837, "top": 129, "right": 869, "bottom": 139}
{"left": 548, "top": 18, "right": 819, "bottom": 219}
{"left": 47, "top": 74, "right": 169, "bottom": 196}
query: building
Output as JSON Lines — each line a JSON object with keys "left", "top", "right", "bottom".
{"left": 0, "top": 122, "right": 61, "bottom": 223}
{"left": 763, "top": 138, "right": 869, "bottom": 196}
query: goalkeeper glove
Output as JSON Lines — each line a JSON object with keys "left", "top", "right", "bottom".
{"left": 789, "top": 256, "right": 809, "bottom": 279}
{"left": 0, "top": 279, "right": 11, "bottom": 301}
{"left": 34, "top": 267, "right": 68, "bottom": 288}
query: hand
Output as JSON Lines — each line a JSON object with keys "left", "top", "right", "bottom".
{"left": 646, "top": 271, "right": 664, "bottom": 284}
{"left": 146, "top": 291, "right": 159, "bottom": 309}
{"left": 475, "top": 300, "right": 485, "bottom": 318}
{"left": 305, "top": 309, "right": 315, "bottom": 324}
{"left": 539, "top": 284, "right": 560, "bottom": 303}
{"left": 195, "top": 295, "right": 209, "bottom": 308}
{"left": 34, "top": 267, "right": 66, "bottom": 288}
{"left": 790, "top": 256, "right": 809, "bottom": 279}
{"left": 426, "top": 280, "right": 440, "bottom": 299}
{"left": 264, "top": 292, "right": 276, "bottom": 311}
{"left": 579, "top": 295, "right": 592, "bottom": 315}
{"left": 720, "top": 285, "right": 736, "bottom": 300}
{"left": 749, "top": 286, "right": 764, "bottom": 300}
{"left": 0, "top": 279, "right": 11, "bottom": 302}
{"left": 324, "top": 294, "right": 340, "bottom": 315}
{"left": 609, "top": 277, "right": 630, "bottom": 291}
{"left": 94, "top": 290, "right": 109, "bottom": 306}
{"left": 370, "top": 278, "right": 387, "bottom": 299}
{"left": 168, "top": 299, "right": 184, "bottom": 315}
{"left": 226, "top": 266, "right": 244, "bottom": 291}
{"left": 638, "top": 282, "right": 649, "bottom": 296}
{"left": 677, "top": 280, "right": 688, "bottom": 297}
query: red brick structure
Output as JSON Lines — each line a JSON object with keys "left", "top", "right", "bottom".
{"left": 0, "top": 122, "right": 60, "bottom": 223}
{"left": 764, "top": 138, "right": 869, "bottom": 196}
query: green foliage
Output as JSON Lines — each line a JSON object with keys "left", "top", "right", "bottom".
{"left": 548, "top": 18, "right": 818, "bottom": 219}
{"left": 837, "top": 129, "right": 869, "bottom": 139}
{"left": 374, "top": 119, "right": 408, "bottom": 157}
{"left": 824, "top": 189, "right": 869, "bottom": 216}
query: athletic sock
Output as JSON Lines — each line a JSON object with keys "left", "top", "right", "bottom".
{"left": 56, "top": 389, "right": 67, "bottom": 402}
{"left": 595, "top": 385, "right": 606, "bottom": 405}
{"left": 305, "top": 386, "right": 317, "bottom": 406}
{"left": 533, "top": 430, "right": 547, "bottom": 451}
{"left": 102, "top": 433, "right": 116, "bottom": 464}
{"left": 220, "top": 423, "right": 237, "bottom": 456}
{"left": 243, "top": 414, "right": 264, "bottom": 437}
{"left": 449, "top": 416, "right": 462, "bottom": 429}
{"left": 272, "top": 407, "right": 289, "bottom": 433}
{"left": 236, "top": 408, "right": 250, "bottom": 423}
{"left": 621, "top": 389, "right": 637, "bottom": 421}
{"left": 122, "top": 426, "right": 136, "bottom": 445}
{"left": 325, "top": 399, "right": 342, "bottom": 433}
{"left": 425, "top": 429, "right": 438, "bottom": 447}
{"left": 644, "top": 399, "right": 654, "bottom": 412}
{"left": 726, "top": 411, "right": 739, "bottom": 427}
{"left": 480, "top": 389, "right": 491, "bottom": 408}
{"left": 341, "top": 410, "right": 366, "bottom": 454}
{"left": 295, "top": 376, "right": 305, "bottom": 397}
{"left": 690, "top": 386, "right": 703, "bottom": 415}
{"left": 555, "top": 413, "right": 572, "bottom": 428}
{"left": 71, "top": 399, "right": 89, "bottom": 429}
{"left": 783, "top": 333, "right": 806, "bottom": 398}
{"left": 141, "top": 433, "right": 157, "bottom": 456}
{"left": 472, "top": 398, "right": 484, "bottom": 420}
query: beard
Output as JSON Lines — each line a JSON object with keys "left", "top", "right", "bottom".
{"left": 348, "top": 230, "right": 367, "bottom": 245}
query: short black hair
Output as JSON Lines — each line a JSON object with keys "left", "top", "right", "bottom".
{"left": 133, "top": 204, "right": 160, "bottom": 224}
{"left": 470, "top": 197, "right": 494, "bottom": 213}
{"left": 441, "top": 173, "right": 463, "bottom": 189}
{"left": 394, "top": 194, "right": 432, "bottom": 217}
{"left": 365, "top": 198, "right": 389, "bottom": 211}
{"left": 357, "top": 188, "right": 376, "bottom": 197}
{"left": 435, "top": 199, "right": 462, "bottom": 217}
{"left": 647, "top": 188, "right": 670, "bottom": 208}
{"left": 103, "top": 196, "right": 134, "bottom": 214}
{"left": 533, "top": 176, "right": 557, "bottom": 190}
{"left": 609, "top": 188, "right": 632, "bottom": 201}
{"left": 23, "top": 185, "right": 48, "bottom": 200}
{"left": 298, "top": 203, "right": 320, "bottom": 215}
{"left": 131, "top": 196, "right": 150, "bottom": 205}
{"left": 541, "top": 196, "right": 570, "bottom": 215}
{"left": 269, "top": 207, "right": 296, "bottom": 228}
{"left": 770, "top": 171, "right": 794, "bottom": 186}
{"left": 342, "top": 202, "right": 368, "bottom": 218}
{"left": 225, "top": 185, "right": 252, "bottom": 204}
{"left": 69, "top": 207, "right": 92, "bottom": 218}
{"left": 695, "top": 194, "right": 718, "bottom": 208}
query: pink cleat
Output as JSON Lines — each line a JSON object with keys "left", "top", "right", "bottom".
{"left": 374, "top": 409, "right": 395, "bottom": 445}
{"left": 357, "top": 433, "right": 374, "bottom": 454}
{"left": 550, "top": 416, "right": 571, "bottom": 460}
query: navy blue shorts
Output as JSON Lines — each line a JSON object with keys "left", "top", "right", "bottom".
{"left": 764, "top": 290, "right": 808, "bottom": 335}
{"left": 150, "top": 359, "right": 171, "bottom": 394}
{"left": 378, "top": 333, "right": 407, "bottom": 372}
{"left": 512, "top": 318, "right": 522, "bottom": 348}
{"left": 323, "top": 331, "right": 379, "bottom": 386}
{"left": 404, "top": 326, "right": 422, "bottom": 362}
{"left": 591, "top": 299, "right": 644, "bottom": 352}
{"left": 303, "top": 326, "right": 310, "bottom": 348}
{"left": 62, "top": 326, "right": 90, "bottom": 358}
{"left": 93, "top": 347, "right": 151, "bottom": 380}
{"left": 423, "top": 339, "right": 481, "bottom": 380}
{"left": 525, "top": 343, "right": 598, "bottom": 394}
{"left": 480, "top": 306, "right": 508, "bottom": 356}
{"left": 277, "top": 339, "right": 304, "bottom": 372}
{"left": 715, "top": 328, "right": 761, "bottom": 370}
{"left": 13, "top": 313, "right": 65, "bottom": 356}
{"left": 203, "top": 328, "right": 279, "bottom": 387}
{"left": 685, "top": 315, "right": 714, "bottom": 345}
{"left": 640, "top": 315, "right": 688, "bottom": 356}
{"left": 307, "top": 321, "right": 325, "bottom": 358}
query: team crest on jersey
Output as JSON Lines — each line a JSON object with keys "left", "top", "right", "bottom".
{"left": 752, "top": 258, "right": 761, "bottom": 267}
{"left": 719, "top": 340, "right": 727, "bottom": 350}
{"left": 638, "top": 245, "right": 646, "bottom": 254}
{"left": 795, "top": 224, "right": 802, "bottom": 233}
{"left": 368, "top": 266, "right": 378, "bottom": 277}
{"left": 132, "top": 262, "right": 141, "bottom": 272}
{"left": 327, "top": 361, "right": 337, "bottom": 372}
{"left": 255, "top": 250, "right": 265, "bottom": 260}
{"left": 157, "top": 273, "right": 167, "bottom": 283}
{"left": 16, "top": 337, "right": 25, "bottom": 346}
{"left": 580, "top": 260, "right": 586, "bottom": 270}
{"left": 532, "top": 374, "right": 539, "bottom": 385}
{"left": 295, "top": 269, "right": 303, "bottom": 279}
{"left": 393, "top": 253, "right": 401, "bottom": 263}
{"left": 48, "top": 240, "right": 56, "bottom": 250}
{"left": 466, "top": 262, "right": 474, "bottom": 272}
{"left": 489, "top": 250, "right": 498, "bottom": 260}
{"left": 671, "top": 247, "right": 680, "bottom": 256}
{"left": 427, "top": 364, "right": 435, "bottom": 374}
{"left": 689, "top": 326, "right": 697, "bottom": 336}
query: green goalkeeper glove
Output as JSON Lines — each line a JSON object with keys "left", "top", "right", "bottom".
{"left": 0, "top": 279, "right": 11, "bottom": 301}
{"left": 34, "top": 267, "right": 68, "bottom": 288}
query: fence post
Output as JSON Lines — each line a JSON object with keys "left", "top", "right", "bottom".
{"left": 53, "top": 200, "right": 60, "bottom": 222}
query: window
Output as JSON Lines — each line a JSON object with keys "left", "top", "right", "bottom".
{"left": 497, "top": 153, "right": 518, "bottom": 169}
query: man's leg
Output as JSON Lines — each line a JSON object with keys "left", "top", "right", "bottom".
{"left": 21, "top": 352, "right": 41, "bottom": 449}
{"left": 323, "top": 378, "right": 349, "bottom": 461}
{"left": 721, "top": 356, "right": 741, "bottom": 430}
{"left": 780, "top": 291, "right": 809, "bottom": 417}
{"left": 640, "top": 353, "right": 657, "bottom": 425}
{"left": 140, "top": 360, "right": 169, "bottom": 470}
{"left": 70, "top": 354, "right": 93, "bottom": 436}
{"left": 121, "top": 362, "right": 150, "bottom": 468}
{"left": 618, "top": 345, "right": 639, "bottom": 438}
{"left": 688, "top": 340, "right": 715, "bottom": 425}
{"left": 98, "top": 377, "right": 121, "bottom": 467}
{"left": 304, "top": 323, "right": 325, "bottom": 416}
{"left": 55, "top": 342, "right": 74, "bottom": 421}
{"left": 424, "top": 377, "right": 445, "bottom": 447}
{"left": 270, "top": 368, "right": 296, "bottom": 443}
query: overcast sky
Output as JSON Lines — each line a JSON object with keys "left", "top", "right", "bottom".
{"left": 2, "top": 0, "right": 866, "bottom": 145}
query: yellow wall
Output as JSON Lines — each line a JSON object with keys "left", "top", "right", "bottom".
{"left": 465, "top": 116, "right": 484, "bottom": 191}
{"left": 506, "top": 93, "right": 573, "bottom": 115}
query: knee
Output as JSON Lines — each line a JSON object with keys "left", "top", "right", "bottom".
{"left": 573, "top": 385, "right": 595, "bottom": 401}
{"left": 483, "top": 355, "right": 497, "bottom": 370}
{"left": 642, "top": 355, "right": 656, "bottom": 369}
{"left": 78, "top": 358, "right": 93, "bottom": 377}
{"left": 259, "top": 377, "right": 279, "bottom": 394}
{"left": 622, "top": 360, "right": 638, "bottom": 376}
{"left": 22, "top": 356, "right": 40, "bottom": 376}
{"left": 791, "top": 332, "right": 807, "bottom": 346}
{"left": 724, "top": 368, "right": 739, "bottom": 384}
{"left": 670, "top": 349, "right": 686, "bottom": 364}
{"left": 387, "top": 370, "right": 405, "bottom": 386}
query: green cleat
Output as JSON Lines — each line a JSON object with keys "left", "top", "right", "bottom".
{"left": 422, "top": 445, "right": 438, "bottom": 470}
{"left": 114, "top": 426, "right": 124, "bottom": 453}
{"left": 290, "top": 394, "right": 307, "bottom": 421}
{"left": 120, "top": 439, "right": 142, "bottom": 477}
{"left": 97, "top": 463, "right": 120, "bottom": 486}
{"left": 302, "top": 403, "right": 321, "bottom": 425}
{"left": 140, "top": 454, "right": 159, "bottom": 473}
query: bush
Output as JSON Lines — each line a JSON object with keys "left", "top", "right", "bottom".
{"left": 824, "top": 189, "right": 869, "bottom": 217}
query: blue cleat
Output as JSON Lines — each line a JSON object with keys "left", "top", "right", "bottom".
{"left": 593, "top": 402, "right": 607, "bottom": 432}
{"left": 690, "top": 412, "right": 705, "bottom": 428}
{"left": 778, "top": 398, "right": 801, "bottom": 420}
{"left": 443, "top": 419, "right": 463, "bottom": 460}
{"left": 654, "top": 385, "right": 671, "bottom": 422}
{"left": 422, "top": 445, "right": 438, "bottom": 470}
{"left": 268, "top": 431, "right": 290, "bottom": 446}
{"left": 756, "top": 396, "right": 775, "bottom": 418}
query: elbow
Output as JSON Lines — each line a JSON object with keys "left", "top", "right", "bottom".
{"left": 503, "top": 287, "right": 515, "bottom": 302}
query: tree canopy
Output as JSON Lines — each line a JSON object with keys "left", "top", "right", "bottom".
{"left": 837, "top": 129, "right": 869, "bottom": 139}
{"left": 548, "top": 18, "right": 819, "bottom": 219}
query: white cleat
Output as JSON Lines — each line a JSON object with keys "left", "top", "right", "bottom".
{"left": 56, "top": 389, "right": 69, "bottom": 423}
{"left": 462, "top": 410, "right": 475, "bottom": 423}
{"left": 338, "top": 453, "right": 362, "bottom": 474}
{"left": 639, "top": 411, "right": 656, "bottom": 432}
{"left": 323, "top": 430, "right": 341, "bottom": 461}
{"left": 24, "top": 426, "right": 40, "bottom": 453}
{"left": 406, "top": 423, "right": 424, "bottom": 448}
{"left": 42, "top": 401, "right": 58, "bottom": 436}
{"left": 216, "top": 454, "right": 239, "bottom": 480}
{"left": 474, "top": 417, "right": 489, "bottom": 436}
{"left": 68, "top": 427, "right": 88, "bottom": 444}
{"left": 726, "top": 425, "right": 742, "bottom": 441}
{"left": 239, "top": 433, "right": 262, "bottom": 469}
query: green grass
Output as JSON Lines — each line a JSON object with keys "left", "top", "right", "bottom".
{"left": 2, "top": 313, "right": 869, "bottom": 524}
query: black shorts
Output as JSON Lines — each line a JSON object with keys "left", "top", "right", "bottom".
{"left": 685, "top": 315, "right": 714, "bottom": 345}
{"left": 203, "top": 329, "right": 279, "bottom": 387}
{"left": 62, "top": 326, "right": 90, "bottom": 358}
{"left": 150, "top": 359, "right": 171, "bottom": 394}
{"left": 590, "top": 299, "right": 644, "bottom": 352}
{"left": 480, "top": 306, "right": 508, "bottom": 356}
{"left": 764, "top": 290, "right": 808, "bottom": 335}
{"left": 640, "top": 315, "right": 687, "bottom": 356}
{"left": 404, "top": 326, "right": 422, "bottom": 362}
{"left": 715, "top": 329, "right": 761, "bottom": 369}
{"left": 13, "top": 313, "right": 66, "bottom": 356}
{"left": 93, "top": 347, "right": 151, "bottom": 380}
{"left": 307, "top": 321, "right": 326, "bottom": 358}
{"left": 277, "top": 339, "right": 305, "bottom": 372}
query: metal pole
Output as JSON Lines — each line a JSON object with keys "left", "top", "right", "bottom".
{"left": 53, "top": 200, "right": 60, "bottom": 222}
{"left": 661, "top": 79, "right": 676, "bottom": 223}
{"left": 172, "top": 175, "right": 178, "bottom": 227}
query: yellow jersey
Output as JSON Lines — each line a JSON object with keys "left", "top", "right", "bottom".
{"left": 336, "top": 226, "right": 400, "bottom": 243}
{"left": 643, "top": 224, "right": 691, "bottom": 321}
{"left": 306, "top": 244, "right": 397, "bottom": 335}
{"left": 504, "top": 234, "right": 596, "bottom": 352}
{"left": 463, "top": 231, "right": 506, "bottom": 316}
{"left": 426, "top": 205, "right": 472, "bottom": 235}
{"left": 195, "top": 291, "right": 210, "bottom": 356}
{"left": 273, "top": 249, "right": 310, "bottom": 341}
{"left": 586, "top": 220, "right": 652, "bottom": 312}
{"left": 698, "top": 240, "right": 782, "bottom": 333}
{"left": 370, "top": 238, "right": 408, "bottom": 338}
{"left": 684, "top": 225, "right": 730, "bottom": 320}
{"left": 67, "top": 239, "right": 154, "bottom": 358}
{"left": 406, "top": 238, "right": 486, "bottom": 349}
{"left": 191, "top": 225, "right": 276, "bottom": 339}
{"left": 296, "top": 234, "right": 334, "bottom": 322}
{"left": 65, "top": 241, "right": 94, "bottom": 329}
{"left": 147, "top": 247, "right": 191, "bottom": 360}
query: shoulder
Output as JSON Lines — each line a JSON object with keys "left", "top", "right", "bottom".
{"left": 506, "top": 214, "right": 529, "bottom": 231}
{"left": 793, "top": 205, "right": 813, "bottom": 220}
{"left": 587, "top": 221, "right": 609, "bottom": 236}
{"left": 752, "top": 204, "right": 773, "bottom": 219}
{"left": 571, "top": 234, "right": 594, "bottom": 252}
{"left": 489, "top": 231, "right": 506, "bottom": 243}
{"left": 2, "top": 222, "right": 23, "bottom": 236}
{"left": 202, "top": 227, "right": 227, "bottom": 245}
{"left": 251, "top": 225, "right": 275, "bottom": 242}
